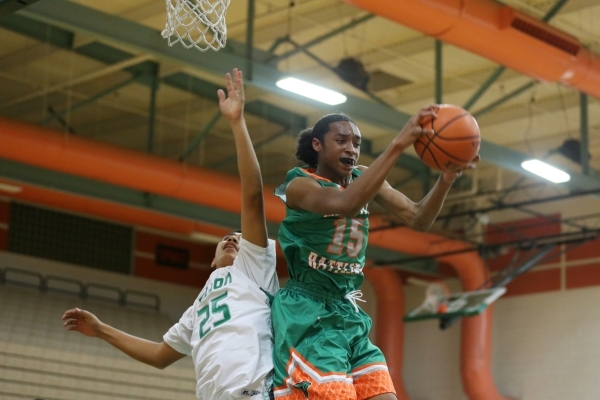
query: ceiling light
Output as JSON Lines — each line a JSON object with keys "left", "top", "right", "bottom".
{"left": 189, "top": 232, "right": 223, "bottom": 244}
{"left": 276, "top": 77, "right": 347, "bottom": 105}
{"left": 521, "top": 159, "right": 570, "bottom": 183}
{"left": 0, "top": 182, "right": 22, "bottom": 193}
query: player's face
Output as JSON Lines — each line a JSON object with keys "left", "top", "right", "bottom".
{"left": 212, "top": 232, "right": 241, "bottom": 269}
{"left": 314, "top": 121, "right": 361, "bottom": 182}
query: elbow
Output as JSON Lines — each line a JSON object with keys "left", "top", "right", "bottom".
{"left": 340, "top": 199, "right": 369, "bottom": 217}
{"left": 340, "top": 205, "right": 365, "bottom": 217}
{"left": 345, "top": 205, "right": 364, "bottom": 216}
{"left": 154, "top": 360, "right": 172, "bottom": 370}
{"left": 401, "top": 210, "right": 431, "bottom": 232}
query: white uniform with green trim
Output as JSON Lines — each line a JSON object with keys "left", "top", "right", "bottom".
{"left": 164, "top": 238, "right": 279, "bottom": 400}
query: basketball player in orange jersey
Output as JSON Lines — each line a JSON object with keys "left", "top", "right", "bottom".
{"left": 272, "top": 108, "right": 479, "bottom": 400}
{"left": 63, "top": 69, "right": 279, "bottom": 400}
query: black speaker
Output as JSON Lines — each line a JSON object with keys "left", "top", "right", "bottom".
{"left": 334, "top": 57, "right": 370, "bottom": 91}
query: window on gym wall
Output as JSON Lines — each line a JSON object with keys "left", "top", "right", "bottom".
{"left": 8, "top": 202, "right": 133, "bottom": 274}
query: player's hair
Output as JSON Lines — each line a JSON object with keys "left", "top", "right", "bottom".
{"left": 222, "top": 230, "right": 241, "bottom": 240}
{"left": 295, "top": 113, "right": 355, "bottom": 167}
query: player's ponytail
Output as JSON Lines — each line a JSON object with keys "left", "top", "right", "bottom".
{"left": 295, "top": 113, "right": 354, "bottom": 167}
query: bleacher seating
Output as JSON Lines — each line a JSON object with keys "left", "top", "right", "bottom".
{"left": 0, "top": 285, "right": 197, "bottom": 400}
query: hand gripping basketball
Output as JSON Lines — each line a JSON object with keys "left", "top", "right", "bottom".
{"left": 414, "top": 104, "right": 481, "bottom": 172}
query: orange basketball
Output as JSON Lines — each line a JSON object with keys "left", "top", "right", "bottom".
{"left": 413, "top": 104, "right": 480, "bottom": 172}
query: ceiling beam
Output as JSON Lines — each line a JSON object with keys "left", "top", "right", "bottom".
{"left": 0, "top": 0, "right": 40, "bottom": 18}
{"left": 15, "top": 0, "right": 600, "bottom": 190}
{"left": 0, "top": 13, "right": 421, "bottom": 171}
{"left": 19, "top": 1, "right": 412, "bottom": 135}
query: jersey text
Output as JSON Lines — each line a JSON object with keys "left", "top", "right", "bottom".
{"left": 198, "top": 272, "right": 233, "bottom": 303}
{"left": 307, "top": 251, "right": 363, "bottom": 275}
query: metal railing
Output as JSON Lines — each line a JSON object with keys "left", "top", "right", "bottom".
{"left": 0, "top": 266, "right": 160, "bottom": 312}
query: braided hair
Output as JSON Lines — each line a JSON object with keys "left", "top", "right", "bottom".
{"left": 295, "top": 113, "right": 355, "bottom": 167}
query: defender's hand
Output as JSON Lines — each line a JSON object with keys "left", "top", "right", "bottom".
{"left": 217, "top": 68, "right": 245, "bottom": 121}
{"left": 62, "top": 308, "right": 103, "bottom": 338}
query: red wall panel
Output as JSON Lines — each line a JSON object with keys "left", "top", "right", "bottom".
{"left": 0, "top": 229, "right": 6, "bottom": 250}
{"left": 0, "top": 201, "right": 9, "bottom": 250}
{"left": 134, "top": 257, "right": 212, "bottom": 289}
{"left": 133, "top": 230, "right": 215, "bottom": 287}
{"left": 486, "top": 215, "right": 562, "bottom": 272}
{"left": 0, "top": 201, "right": 8, "bottom": 224}
{"left": 504, "top": 268, "right": 561, "bottom": 297}
{"left": 565, "top": 236, "right": 600, "bottom": 262}
{"left": 136, "top": 230, "right": 216, "bottom": 266}
{"left": 567, "top": 263, "right": 600, "bottom": 289}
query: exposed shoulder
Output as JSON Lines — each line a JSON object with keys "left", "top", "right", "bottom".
{"left": 287, "top": 176, "right": 322, "bottom": 190}
{"left": 357, "top": 165, "right": 369, "bottom": 172}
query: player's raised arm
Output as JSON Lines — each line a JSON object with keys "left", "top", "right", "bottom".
{"left": 369, "top": 169, "right": 457, "bottom": 232}
{"left": 217, "top": 69, "right": 267, "bottom": 248}
{"left": 371, "top": 157, "right": 479, "bottom": 231}
{"left": 285, "top": 106, "right": 438, "bottom": 217}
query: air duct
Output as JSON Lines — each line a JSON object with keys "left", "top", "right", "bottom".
{"left": 341, "top": 0, "right": 600, "bottom": 99}
{"left": 0, "top": 117, "right": 285, "bottom": 222}
{"left": 369, "top": 221, "right": 512, "bottom": 400}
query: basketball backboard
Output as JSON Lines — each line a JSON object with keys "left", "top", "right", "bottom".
{"left": 404, "top": 287, "right": 506, "bottom": 322}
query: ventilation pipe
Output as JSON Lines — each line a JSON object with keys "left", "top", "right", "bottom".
{"left": 0, "top": 117, "right": 286, "bottom": 223}
{"left": 369, "top": 222, "right": 512, "bottom": 400}
{"left": 341, "top": 0, "right": 600, "bottom": 99}
{"left": 364, "top": 267, "right": 411, "bottom": 400}
{"left": 0, "top": 177, "right": 231, "bottom": 239}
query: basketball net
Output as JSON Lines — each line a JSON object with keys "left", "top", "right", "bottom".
{"left": 162, "top": 0, "right": 231, "bottom": 52}
{"left": 422, "top": 281, "right": 450, "bottom": 314}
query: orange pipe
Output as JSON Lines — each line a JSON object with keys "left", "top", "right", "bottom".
{"left": 0, "top": 117, "right": 286, "bottom": 223}
{"left": 0, "top": 178, "right": 231, "bottom": 239}
{"left": 341, "top": 0, "right": 600, "bottom": 99}
{"left": 369, "top": 221, "right": 512, "bottom": 400}
{"left": 364, "top": 267, "right": 410, "bottom": 400}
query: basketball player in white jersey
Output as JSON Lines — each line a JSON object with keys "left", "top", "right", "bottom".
{"left": 62, "top": 68, "right": 279, "bottom": 400}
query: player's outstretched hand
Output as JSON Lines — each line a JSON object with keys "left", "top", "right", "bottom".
{"left": 441, "top": 154, "right": 480, "bottom": 183}
{"left": 62, "top": 308, "right": 103, "bottom": 337}
{"left": 394, "top": 104, "right": 438, "bottom": 149}
{"left": 217, "top": 68, "right": 244, "bottom": 122}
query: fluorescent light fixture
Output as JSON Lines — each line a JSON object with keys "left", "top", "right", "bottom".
{"left": 276, "top": 77, "right": 347, "bottom": 105}
{"left": 0, "top": 182, "right": 22, "bottom": 193}
{"left": 521, "top": 159, "right": 570, "bottom": 183}
{"left": 189, "top": 232, "right": 223, "bottom": 244}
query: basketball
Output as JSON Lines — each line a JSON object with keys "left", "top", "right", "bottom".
{"left": 413, "top": 104, "right": 481, "bottom": 172}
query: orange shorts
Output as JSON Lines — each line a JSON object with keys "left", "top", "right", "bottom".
{"left": 273, "top": 349, "right": 395, "bottom": 400}
{"left": 272, "top": 282, "right": 396, "bottom": 400}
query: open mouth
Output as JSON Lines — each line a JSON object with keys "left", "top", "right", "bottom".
{"left": 223, "top": 243, "right": 238, "bottom": 251}
{"left": 340, "top": 158, "right": 355, "bottom": 166}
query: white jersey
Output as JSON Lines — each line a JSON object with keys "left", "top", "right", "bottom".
{"left": 164, "top": 238, "right": 279, "bottom": 400}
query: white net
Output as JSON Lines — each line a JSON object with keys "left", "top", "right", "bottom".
{"left": 162, "top": 0, "right": 231, "bottom": 52}
{"left": 422, "top": 282, "right": 450, "bottom": 314}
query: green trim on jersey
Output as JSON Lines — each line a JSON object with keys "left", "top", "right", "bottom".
{"left": 274, "top": 167, "right": 369, "bottom": 295}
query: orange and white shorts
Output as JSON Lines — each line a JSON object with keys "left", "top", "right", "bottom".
{"left": 272, "top": 281, "right": 396, "bottom": 400}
